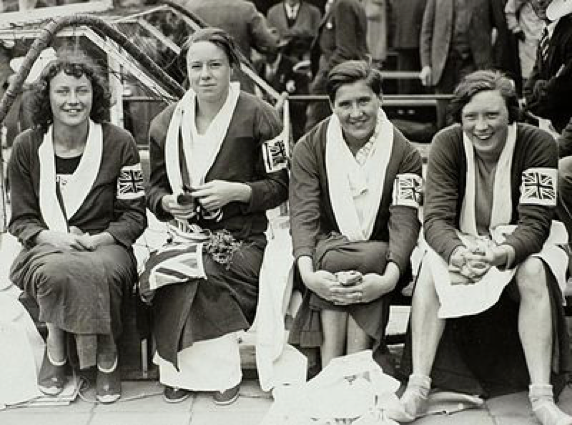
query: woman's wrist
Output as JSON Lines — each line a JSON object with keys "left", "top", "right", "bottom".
{"left": 297, "top": 256, "right": 316, "bottom": 288}
{"left": 232, "top": 182, "right": 252, "bottom": 203}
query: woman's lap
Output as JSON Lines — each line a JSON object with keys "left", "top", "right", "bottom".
{"left": 11, "top": 244, "right": 136, "bottom": 335}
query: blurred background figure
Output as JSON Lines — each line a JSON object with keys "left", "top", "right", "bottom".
{"left": 504, "top": 0, "right": 544, "bottom": 89}
{"left": 419, "top": 0, "right": 505, "bottom": 129}
{"left": 255, "top": 36, "right": 311, "bottom": 141}
{"left": 305, "top": 0, "right": 369, "bottom": 132}
{"left": 266, "top": 0, "right": 321, "bottom": 61}
{"left": 390, "top": 0, "right": 426, "bottom": 94}
{"left": 363, "top": 0, "right": 388, "bottom": 69}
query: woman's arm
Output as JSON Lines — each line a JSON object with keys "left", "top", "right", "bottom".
{"left": 238, "top": 102, "right": 289, "bottom": 214}
{"left": 7, "top": 133, "right": 48, "bottom": 248}
{"left": 102, "top": 133, "right": 147, "bottom": 248}
{"left": 423, "top": 129, "right": 465, "bottom": 262}
{"left": 387, "top": 140, "right": 423, "bottom": 275}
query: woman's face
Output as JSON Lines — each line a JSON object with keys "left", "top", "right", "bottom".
{"left": 186, "top": 41, "right": 232, "bottom": 104}
{"left": 332, "top": 80, "right": 380, "bottom": 144}
{"left": 461, "top": 89, "right": 509, "bottom": 157}
{"left": 49, "top": 70, "right": 93, "bottom": 129}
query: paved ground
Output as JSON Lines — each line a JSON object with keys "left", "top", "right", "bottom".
{"left": 2, "top": 379, "right": 572, "bottom": 425}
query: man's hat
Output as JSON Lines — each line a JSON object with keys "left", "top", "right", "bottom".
{"left": 547, "top": 0, "right": 572, "bottom": 21}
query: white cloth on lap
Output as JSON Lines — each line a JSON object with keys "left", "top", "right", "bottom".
{"left": 428, "top": 221, "right": 568, "bottom": 318}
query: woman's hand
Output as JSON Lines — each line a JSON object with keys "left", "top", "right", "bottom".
{"left": 302, "top": 270, "right": 341, "bottom": 302}
{"left": 191, "top": 180, "right": 252, "bottom": 211}
{"left": 335, "top": 263, "right": 401, "bottom": 304}
{"left": 161, "top": 194, "right": 196, "bottom": 220}
{"left": 35, "top": 230, "right": 93, "bottom": 251}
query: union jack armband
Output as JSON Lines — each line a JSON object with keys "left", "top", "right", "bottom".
{"left": 117, "top": 163, "right": 145, "bottom": 200}
{"left": 519, "top": 167, "right": 557, "bottom": 206}
{"left": 262, "top": 134, "right": 289, "bottom": 173}
{"left": 392, "top": 173, "right": 423, "bottom": 208}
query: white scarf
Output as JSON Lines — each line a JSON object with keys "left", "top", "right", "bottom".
{"left": 325, "top": 109, "right": 393, "bottom": 241}
{"left": 459, "top": 123, "right": 517, "bottom": 235}
{"left": 165, "top": 83, "right": 240, "bottom": 196}
{"left": 38, "top": 120, "right": 103, "bottom": 232}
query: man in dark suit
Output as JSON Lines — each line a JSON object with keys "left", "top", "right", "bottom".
{"left": 305, "top": 0, "right": 369, "bottom": 131}
{"left": 419, "top": 0, "right": 504, "bottom": 128}
{"left": 524, "top": 0, "right": 572, "bottom": 134}
{"left": 267, "top": 0, "right": 322, "bottom": 48}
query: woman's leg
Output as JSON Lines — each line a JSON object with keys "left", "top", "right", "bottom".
{"left": 400, "top": 262, "right": 445, "bottom": 421}
{"left": 46, "top": 323, "right": 66, "bottom": 364}
{"left": 346, "top": 315, "right": 372, "bottom": 354}
{"left": 320, "top": 309, "right": 348, "bottom": 367}
{"left": 410, "top": 262, "right": 445, "bottom": 376}
{"left": 96, "top": 334, "right": 118, "bottom": 371}
{"left": 516, "top": 258, "right": 572, "bottom": 425}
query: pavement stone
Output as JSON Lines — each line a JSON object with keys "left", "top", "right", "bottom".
{"left": 486, "top": 392, "right": 534, "bottom": 420}
{"left": 0, "top": 412, "right": 92, "bottom": 425}
{"left": 91, "top": 381, "right": 194, "bottom": 413}
{"left": 412, "top": 409, "right": 495, "bottom": 425}
{"left": 89, "top": 412, "right": 190, "bottom": 425}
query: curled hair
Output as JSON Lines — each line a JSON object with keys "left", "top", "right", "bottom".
{"left": 448, "top": 70, "right": 520, "bottom": 124}
{"left": 326, "top": 60, "right": 383, "bottom": 103}
{"left": 181, "top": 27, "right": 241, "bottom": 69}
{"left": 30, "top": 52, "right": 111, "bottom": 132}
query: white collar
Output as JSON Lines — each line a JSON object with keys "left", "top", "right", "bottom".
{"left": 545, "top": 18, "right": 560, "bottom": 37}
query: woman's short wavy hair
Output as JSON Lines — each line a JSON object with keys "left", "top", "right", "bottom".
{"left": 326, "top": 60, "right": 383, "bottom": 103}
{"left": 30, "top": 52, "right": 111, "bottom": 132}
{"left": 181, "top": 27, "right": 241, "bottom": 69}
{"left": 448, "top": 70, "right": 520, "bottom": 124}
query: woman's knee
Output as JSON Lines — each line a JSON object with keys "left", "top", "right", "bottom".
{"left": 516, "top": 257, "right": 547, "bottom": 298}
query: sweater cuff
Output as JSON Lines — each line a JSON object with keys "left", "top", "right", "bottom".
{"left": 294, "top": 246, "right": 315, "bottom": 262}
{"left": 150, "top": 193, "right": 173, "bottom": 221}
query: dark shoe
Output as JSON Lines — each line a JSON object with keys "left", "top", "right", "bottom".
{"left": 96, "top": 363, "right": 121, "bottom": 404}
{"left": 213, "top": 384, "right": 240, "bottom": 406}
{"left": 163, "top": 386, "right": 192, "bottom": 403}
{"left": 38, "top": 349, "right": 67, "bottom": 396}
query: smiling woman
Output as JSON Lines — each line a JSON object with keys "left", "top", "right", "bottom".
{"left": 289, "top": 60, "right": 423, "bottom": 371}
{"left": 7, "top": 52, "right": 147, "bottom": 404}
{"left": 400, "top": 70, "right": 571, "bottom": 425}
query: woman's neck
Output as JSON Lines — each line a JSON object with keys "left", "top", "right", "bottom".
{"left": 343, "top": 131, "right": 373, "bottom": 156}
{"left": 53, "top": 122, "right": 89, "bottom": 156}
{"left": 195, "top": 91, "right": 228, "bottom": 133}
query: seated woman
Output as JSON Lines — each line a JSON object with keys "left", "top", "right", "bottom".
{"left": 8, "top": 53, "right": 147, "bottom": 403}
{"left": 141, "top": 28, "right": 289, "bottom": 405}
{"left": 400, "top": 70, "right": 572, "bottom": 425}
{"left": 288, "top": 60, "right": 422, "bottom": 369}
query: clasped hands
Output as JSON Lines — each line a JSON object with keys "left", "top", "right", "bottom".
{"left": 303, "top": 266, "right": 399, "bottom": 306}
{"left": 161, "top": 180, "right": 250, "bottom": 220}
{"left": 36, "top": 227, "right": 113, "bottom": 251}
{"left": 448, "top": 244, "right": 507, "bottom": 285}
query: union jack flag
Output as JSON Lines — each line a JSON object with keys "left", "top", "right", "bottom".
{"left": 519, "top": 167, "right": 557, "bottom": 206}
{"left": 117, "top": 163, "right": 145, "bottom": 200}
{"left": 262, "top": 135, "right": 289, "bottom": 173}
{"left": 139, "top": 242, "right": 205, "bottom": 303}
{"left": 392, "top": 173, "right": 423, "bottom": 208}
